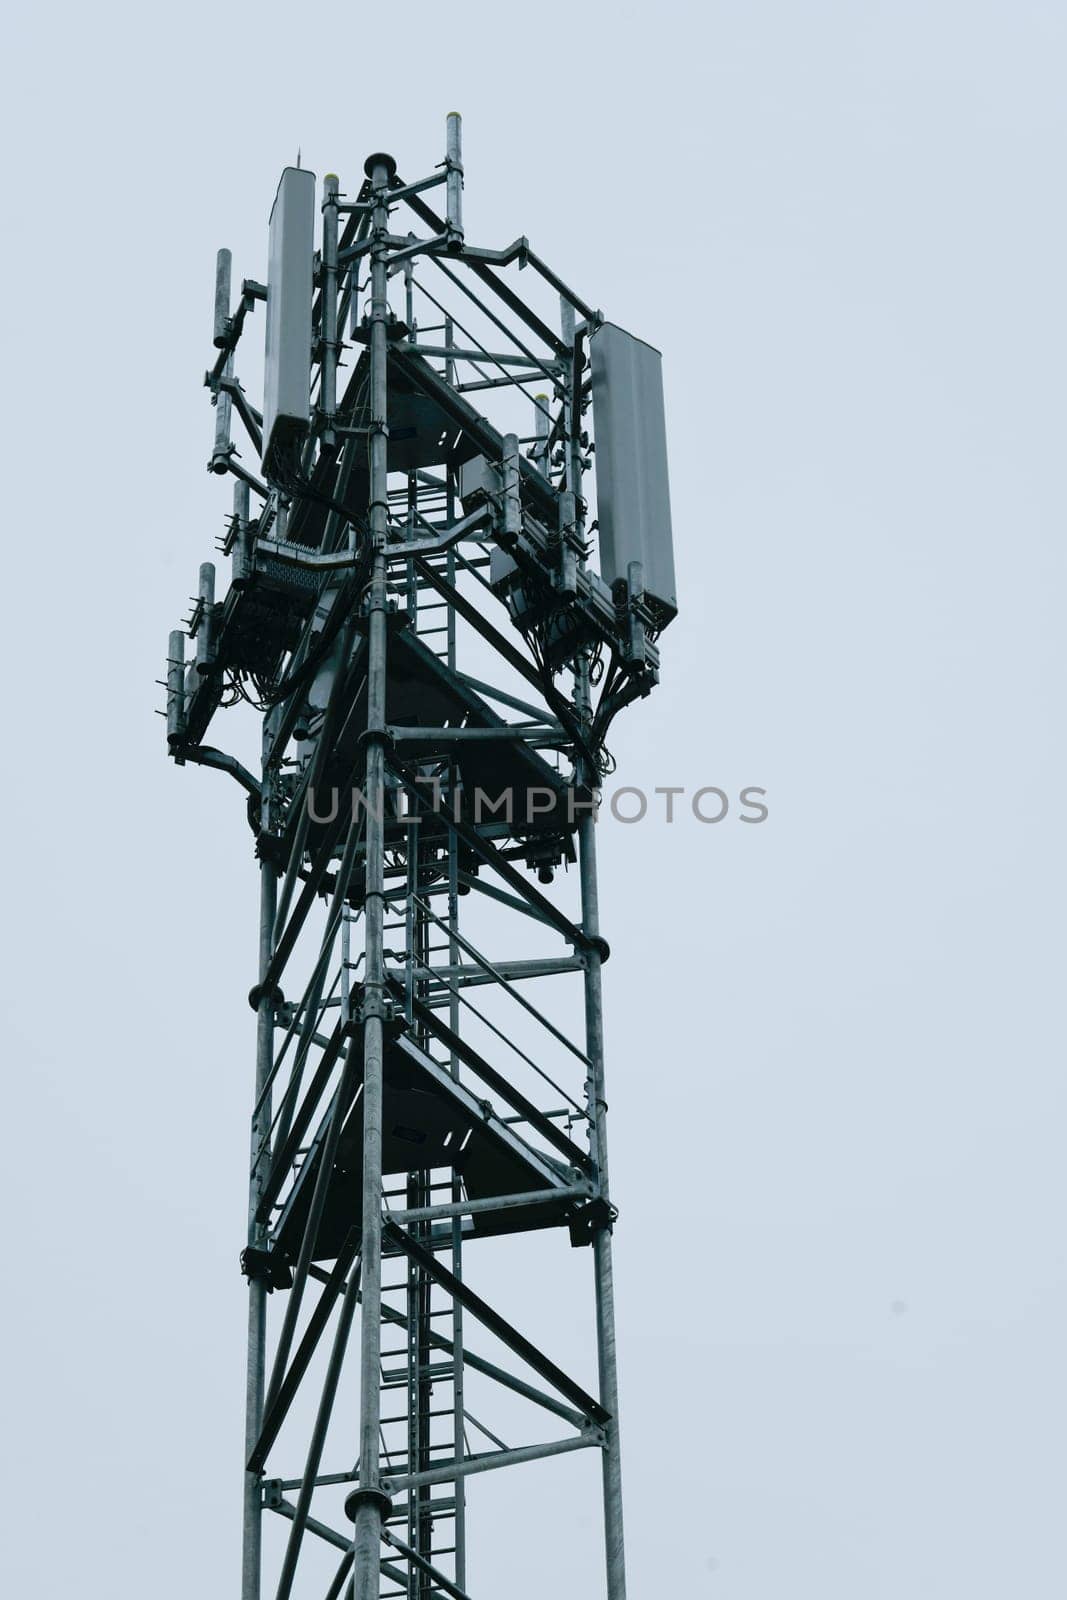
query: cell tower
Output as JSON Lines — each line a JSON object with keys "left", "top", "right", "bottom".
{"left": 164, "top": 117, "right": 675, "bottom": 1600}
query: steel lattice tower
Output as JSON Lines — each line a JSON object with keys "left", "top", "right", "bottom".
{"left": 164, "top": 117, "right": 676, "bottom": 1600}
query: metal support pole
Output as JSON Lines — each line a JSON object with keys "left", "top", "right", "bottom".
{"left": 243, "top": 719, "right": 278, "bottom": 1600}
{"left": 567, "top": 273, "right": 627, "bottom": 1594}
{"left": 232, "top": 479, "right": 252, "bottom": 586}
{"left": 534, "top": 391, "right": 550, "bottom": 479}
{"left": 274, "top": 1260, "right": 362, "bottom": 1600}
{"left": 502, "top": 433, "right": 520, "bottom": 541}
{"left": 196, "top": 562, "right": 216, "bottom": 674}
{"left": 322, "top": 175, "right": 340, "bottom": 436}
{"left": 577, "top": 787, "right": 627, "bottom": 1600}
{"left": 212, "top": 355, "right": 234, "bottom": 472}
{"left": 348, "top": 259, "right": 361, "bottom": 343}
{"left": 560, "top": 299, "right": 576, "bottom": 365}
{"left": 445, "top": 114, "right": 463, "bottom": 249}
{"left": 214, "top": 247, "right": 232, "bottom": 348}
{"left": 444, "top": 313, "right": 467, "bottom": 1590}
{"left": 351, "top": 150, "right": 396, "bottom": 1600}
{"left": 166, "top": 630, "right": 185, "bottom": 741}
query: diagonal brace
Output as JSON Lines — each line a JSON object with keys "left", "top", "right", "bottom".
{"left": 383, "top": 1219, "right": 610, "bottom": 1426}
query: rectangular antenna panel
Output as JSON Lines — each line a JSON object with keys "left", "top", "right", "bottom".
{"left": 589, "top": 322, "right": 677, "bottom": 624}
{"left": 262, "top": 167, "right": 316, "bottom": 473}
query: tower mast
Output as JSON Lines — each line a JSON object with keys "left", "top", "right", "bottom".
{"left": 164, "top": 116, "right": 676, "bottom": 1600}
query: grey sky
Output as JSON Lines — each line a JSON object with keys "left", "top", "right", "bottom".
{"left": 2, "top": 3, "right": 1064, "bottom": 1596}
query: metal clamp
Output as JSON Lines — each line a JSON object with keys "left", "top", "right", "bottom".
{"left": 240, "top": 1246, "right": 293, "bottom": 1293}
{"left": 344, "top": 1484, "right": 394, "bottom": 1522}
{"left": 567, "top": 1196, "right": 618, "bottom": 1248}
{"left": 247, "top": 980, "right": 285, "bottom": 1012}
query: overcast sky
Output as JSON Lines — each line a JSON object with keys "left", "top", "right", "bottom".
{"left": 2, "top": 3, "right": 1065, "bottom": 1597}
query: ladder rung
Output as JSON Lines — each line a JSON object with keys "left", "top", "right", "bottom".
{"left": 387, "top": 1501, "right": 456, "bottom": 1523}
{"left": 381, "top": 1363, "right": 455, "bottom": 1386}
{"left": 380, "top": 1406, "right": 455, "bottom": 1424}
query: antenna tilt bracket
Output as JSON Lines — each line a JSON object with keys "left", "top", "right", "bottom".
{"left": 567, "top": 1196, "right": 619, "bottom": 1248}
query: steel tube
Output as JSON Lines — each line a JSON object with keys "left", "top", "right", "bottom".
{"left": 166, "top": 629, "right": 185, "bottom": 741}
{"left": 390, "top": 954, "right": 585, "bottom": 987}
{"left": 381, "top": 1528, "right": 471, "bottom": 1600}
{"left": 232, "top": 479, "right": 252, "bottom": 586}
{"left": 383, "top": 1305, "right": 585, "bottom": 1433}
{"left": 263, "top": 1011, "right": 360, "bottom": 1412}
{"left": 195, "top": 562, "right": 216, "bottom": 673}
{"left": 247, "top": 1234, "right": 360, "bottom": 1475}
{"left": 443, "top": 348, "right": 468, "bottom": 1587}
{"left": 408, "top": 894, "right": 591, "bottom": 1066}
{"left": 534, "top": 391, "right": 551, "bottom": 477}
{"left": 388, "top": 1183, "right": 590, "bottom": 1227}
{"left": 351, "top": 151, "right": 395, "bottom": 1600}
{"left": 242, "top": 721, "right": 278, "bottom": 1600}
{"left": 268, "top": 1500, "right": 350, "bottom": 1554}
{"left": 384, "top": 1432, "right": 599, "bottom": 1494}
{"left": 387, "top": 723, "right": 559, "bottom": 744}
{"left": 322, "top": 175, "right": 340, "bottom": 428}
{"left": 214, "top": 247, "right": 232, "bottom": 347}
{"left": 568, "top": 271, "right": 628, "bottom": 1594}
{"left": 579, "top": 798, "right": 627, "bottom": 1599}
{"left": 404, "top": 343, "right": 551, "bottom": 369}
{"left": 212, "top": 355, "right": 234, "bottom": 472}
{"left": 274, "top": 1260, "right": 362, "bottom": 1600}
{"left": 502, "top": 431, "right": 521, "bottom": 541}
{"left": 452, "top": 673, "right": 555, "bottom": 723}
{"left": 445, "top": 113, "right": 463, "bottom": 245}
{"left": 324, "top": 1553, "right": 354, "bottom": 1600}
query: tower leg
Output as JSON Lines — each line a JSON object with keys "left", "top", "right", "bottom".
{"left": 351, "top": 151, "right": 394, "bottom": 1600}
{"left": 579, "top": 789, "right": 628, "bottom": 1600}
{"left": 594, "top": 1230, "right": 627, "bottom": 1598}
{"left": 242, "top": 1270, "right": 267, "bottom": 1600}
{"left": 243, "top": 744, "right": 277, "bottom": 1600}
